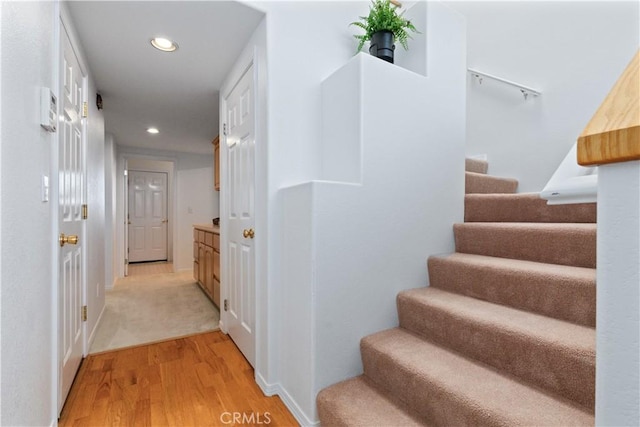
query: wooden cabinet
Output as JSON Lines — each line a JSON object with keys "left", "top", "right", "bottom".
{"left": 213, "top": 136, "right": 220, "bottom": 191}
{"left": 193, "top": 225, "right": 221, "bottom": 308}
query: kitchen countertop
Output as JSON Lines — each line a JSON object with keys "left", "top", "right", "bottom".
{"left": 193, "top": 223, "right": 220, "bottom": 234}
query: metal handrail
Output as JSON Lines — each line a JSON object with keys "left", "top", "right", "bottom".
{"left": 468, "top": 68, "right": 541, "bottom": 100}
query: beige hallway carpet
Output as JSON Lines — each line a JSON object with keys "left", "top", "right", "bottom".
{"left": 89, "top": 270, "right": 219, "bottom": 354}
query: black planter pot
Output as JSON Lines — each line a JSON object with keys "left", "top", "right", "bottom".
{"left": 369, "top": 31, "right": 395, "bottom": 63}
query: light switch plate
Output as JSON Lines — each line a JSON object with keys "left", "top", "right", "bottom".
{"left": 42, "top": 175, "right": 49, "bottom": 202}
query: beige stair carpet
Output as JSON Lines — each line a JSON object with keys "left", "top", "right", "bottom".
{"left": 90, "top": 270, "right": 219, "bottom": 353}
{"left": 317, "top": 159, "right": 596, "bottom": 426}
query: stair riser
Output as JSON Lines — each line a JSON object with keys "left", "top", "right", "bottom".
{"left": 317, "top": 377, "right": 425, "bottom": 427}
{"left": 465, "top": 158, "right": 488, "bottom": 174}
{"left": 397, "top": 294, "right": 595, "bottom": 409}
{"left": 465, "top": 172, "right": 518, "bottom": 194}
{"left": 428, "top": 256, "right": 596, "bottom": 327}
{"left": 465, "top": 195, "right": 597, "bottom": 223}
{"left": 361, "top": 341, "right": 504, "bottom": 426}
{"left": 454, "top": 224, "right": 596, "bottom": 268}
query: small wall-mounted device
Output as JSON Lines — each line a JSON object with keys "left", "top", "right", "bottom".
{"left": 40, "top": 87, "right": 57, "bottom": 133}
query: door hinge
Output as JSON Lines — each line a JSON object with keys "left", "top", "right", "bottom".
{"left": 81, "top": 305, "right": 87, "bottom": 322}
{"left": 224, "top": 299, "right": 228, "bottom": 311}
{"left": 82, "top": 102, "right": 88, "bottom": 118}
{"left": 223, "top": 123, "right": 227, "bottom": 136}
{"left": 82, "top": 204, "right": 88, "bottom": 220}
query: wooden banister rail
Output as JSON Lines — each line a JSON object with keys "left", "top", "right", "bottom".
{"left": 577, "top": 50, "right": 639, "bottom": 166}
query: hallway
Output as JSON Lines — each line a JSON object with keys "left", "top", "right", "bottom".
{"left": 60, "top": 332, "right": 298, "bottom": 426}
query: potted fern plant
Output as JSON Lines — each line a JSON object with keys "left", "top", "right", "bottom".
{"left": 350, "top": 0, "right": 419, "bottom": 64}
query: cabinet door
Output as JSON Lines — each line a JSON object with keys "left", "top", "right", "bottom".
{"left": 193, "top": 261, "right": 199, "bottom": 282}
{"left": 213, "top": 278, "right": 220, "bottom": 307}
{"left": 213, "top": 233, "right": 220, "bottom": 251}
{"left": 198, "top": 244, "right": 206, "bottom": 286}
{"left": 205, "top": 246, "right": 214, "bottom": 297}
{"left": 213, "top": 250, "right": 220, "bottom": 282}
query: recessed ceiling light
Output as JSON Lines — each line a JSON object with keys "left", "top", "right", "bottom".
{"left": 150, "top": 37, "right": 178, "bottom": 52}
{"left": 147, "top": 127, "right": 159, "bottom": 134}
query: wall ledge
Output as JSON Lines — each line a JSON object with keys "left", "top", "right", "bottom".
{"left": 577, "top": 126, "right": 640, "bottom": 166}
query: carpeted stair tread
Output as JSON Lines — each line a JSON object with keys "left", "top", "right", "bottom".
{"left": 397, "top": 287, "right": 595, "bottom": 408}
{"left": 361, "top": 328, "right": 594, "bottom": 426}
{"left": 465, "top": 158, "right": 488, "bottom": 174}
{"left": 317, "top": 376, "right": 428, "bottom": 427}
{"left": 428, "top": 253, "right": 595, "bottom": 327}
{"left": 454, "top": 222, "right": 596, "bottom": 268}
{"left": 465, "top": 193, "right": 597, "bottom": 223}
{"left": 465, "top": 171, "right": 518, "bottom": 194}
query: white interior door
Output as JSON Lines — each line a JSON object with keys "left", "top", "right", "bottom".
{"left": 127, "top": 170, "right": 168, "bottom": 263}
{"left": 58, "top": 21, "right": 86, "bottom": 413}
{"left": 225, "top": 65, "right": 256, "bottom": 366}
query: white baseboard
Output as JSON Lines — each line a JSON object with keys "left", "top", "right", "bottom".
{"left": 277, "top": 385, "right": 320, "bottom": 427}
{"left": 254, "top": 375, "right": 318, "bottom": 427}
{"left": 86, "top": 303, "right": 106, "bottom": 354}
{"left": 256, "top": 372, "right": 279, "bottom": 396}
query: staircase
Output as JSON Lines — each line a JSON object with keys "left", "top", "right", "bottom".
{"left": 317, "top": 159, "right": 597, "bottom": 426}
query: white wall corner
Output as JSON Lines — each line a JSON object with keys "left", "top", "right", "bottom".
{"left": 595, "top": 160, "right": 640, "bottom": 426}
{"left": 277, "top": 384, "right": 321, "bottom": 427}
{"left": 320, "top": 55, "right": 363, "bottom": 184}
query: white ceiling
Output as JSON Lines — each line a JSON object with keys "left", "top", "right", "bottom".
{"left": 67, "top": 1, "right": 264, "bottom": 155}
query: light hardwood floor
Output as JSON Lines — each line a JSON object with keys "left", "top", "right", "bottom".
{"left": 60, "top": 331, "right": 299, "bottom": 427}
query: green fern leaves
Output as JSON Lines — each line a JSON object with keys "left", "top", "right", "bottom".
{"left": 350, "top": 0, "right": 419, "bottom": 53}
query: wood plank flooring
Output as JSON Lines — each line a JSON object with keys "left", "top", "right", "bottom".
{"left": 59, "top": 331, "right": 299, "bottom": 427}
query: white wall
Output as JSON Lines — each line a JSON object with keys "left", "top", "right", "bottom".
{"left": 104, "top": 133, "right": 117, "bottom": 289}
{"left": 175, "top": 154, "right": 217, "bottom": 270}
{"left": 114, "top": 147, "right": 217, "bottom": 278}
{"left": 0, "top": 2, "right": 56, "bottom": 425}
{"left": 596, "top": 161, "right": 640, "bottom": 426}
{"left": 279, "top": 3, "right": 466, "bottom": 422}
{"left": 447, "top": 1, "right": 639, "bottom": 192}
{"left": 84, "top": 70, "right": 106, "bottom": 350}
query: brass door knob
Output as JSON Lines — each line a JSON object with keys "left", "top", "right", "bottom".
{"left": 162, "top": 219, "right": 168, "bottom": 223}
{"left": 59, "top": 233, "right": 79, "bottom": 247}
{"left": 242, "top": 228, "right": 255, "bottom": 239}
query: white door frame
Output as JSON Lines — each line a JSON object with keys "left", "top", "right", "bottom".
{"left": 117, "top": 154, "right": 176, "bottom": 278}
{"left": 220, "top": 45, "right": 269, "bottom": 388}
